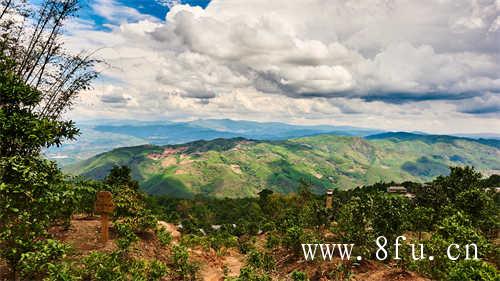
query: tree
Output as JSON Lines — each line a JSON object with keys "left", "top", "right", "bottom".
{"left": 0, "top": 156, "right": 75, "bottom": 278}
{"left": 297, "top": 179, "right": 314, "bottom": 203}
{"left": 105, "top": 166, "right": 157, "bottom": 232}
{"left": 0, "top": 53, "right": 83, "bottom": 279}
{"left": 336, "top": 196, "right": 374, "bottom": 256}
{"left": 415, "top": 166, "right": 483, "bottom": 219}
{"left": 0, "top": 1, "right": 98, "bottom": 278}
{"left": 0, "top": 54, "right": 79, "bottom": 157}
{"left": 433, "top": 166, "right": 482, "bottom": 202}
{"left": 412, "top": 212, "right": 492, "bottom": 279}
{"left": 258, "top": 188, "right": 273, "bottom": 206}
{"left": 105, "top": 165, "right": 140, "bottom": 190}
{"left": 409, "top": 206, "right": 434, "bottom": 240}
{"left": 1, "top": 0, "right": 98, "bottom": 120}
{"left": 372, "top": 194, "right": 409, "bottom": 242}
{"left": 455, "top": 188, "right": 499, "bottom": 235}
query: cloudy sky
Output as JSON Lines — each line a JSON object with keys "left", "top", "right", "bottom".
{"left": 64, "top": 0, "right": 499, "bottom": 134}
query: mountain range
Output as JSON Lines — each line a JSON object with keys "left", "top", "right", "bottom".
{"left": 45, "top": 119, "right": 382, "bottom": 165}
{"left": 65, "top": 132, "right": 500, "bottom": 198}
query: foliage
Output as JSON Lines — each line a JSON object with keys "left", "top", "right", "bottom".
{"left": 372, "top": 194, "right": 410, "bottom": 241}
{"left": 79, "top": 251, "right": 167, "bottom": 281}
{"left": 0, "top": 0, "right": 98, "bottom": 278}
{"left": 291, "top": 270, "right": 308, "bottom": 281}
{"left": 409, "top": 206, "right": 434, "bottom": 240}
{"left": 171, "top": 245, "right": 198, "bottom": 280}
{"left": 114, "top": 221, "right": 140, "bottom": 251}
{"left": 149, "top": 166, "right": 499, "bottom": 279}
{"left": 336, "top": 196, "right": 374, "bottom": 256}
{"left": 236, "top": 266, "right": 272, "bottom": 281}
{"left": 0, "top": 156, "right": 76, "bottom": 275}
{"left": 156, "top": 226, "right": 173, "bottom": 247}
{"left": 448, "top": 260, "right": 500, "bottom": 281}
{"left": 105, "top": 166, "right": 158, "bottom": 233}
{"left": 410, "top": 212, "right": 493, "bottom": 279}
{"left": 0, "top": 0, "right": 99, "bottom": 120}
{"left": 18, "top": 239, "right": 70, "bottom": 280}
{"left": 247, "top": 250, "right": 276, "bottom": 272}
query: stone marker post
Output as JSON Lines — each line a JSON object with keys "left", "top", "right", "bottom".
{"left": 326, "top": 189, "right": 333, "bottom": 209}
{"left": 95, "top": 191, "right": 115, "bottom": 243}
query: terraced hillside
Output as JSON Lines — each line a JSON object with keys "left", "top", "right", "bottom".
{"left": 66, "top": 133, "right": 500, "bottom": 198}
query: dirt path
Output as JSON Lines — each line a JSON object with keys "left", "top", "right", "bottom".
{"left": 354, "top": 270, "right": 431, "bottom": 281}
{"left": 193, "top": 248, "right": 245, "bottom": 281}
{"left": 353, "top": 263, "right": 432, "bottom": 281}
{"left": 50, "top": 217, "right": 117, "bottom": 257}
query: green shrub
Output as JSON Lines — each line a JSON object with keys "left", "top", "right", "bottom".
{"left": 247, "top": 250, "right": 276, "bottom": 271}
{"left": 238, "top": 236, "right": 256, "bottom": 254}
{"left": 209, "top": 232, "right": 238, "bottom": 253}
{"left": 156, "top": 226, "right": 173, "bottom": 247}
{"left": 265, "top": 232, "right": 281, "bottom": 250}
{"left": 18, "top": 239, "right": 70, "bottom": 279}
{"left": 0, "top": 157, "right": 76, "bottom": 272}
{"left": 171, "top": 245, "right": 198, "bottom": 280}
{"left": 80, "top": 251, "right": 167, "bottom": 281}
{"left": 448, "top": 260, "right": 499, "bottom": 281}
{"left": 45, "top": 262, "right": 81, "bottom": 281}
{"left": 237, "top": 266, "right": 272, "bottom": 281}
{"left": 291, "top": 270, "right": 308, "bottom": 281}
{"left": 410, "top": 213, "right": 492, "bottom": 279}
{"left": 114, "top": 221, "right": 139, "bottom": 251}
{"left": 328, "top": 263, "right": 353, "bottom": 281}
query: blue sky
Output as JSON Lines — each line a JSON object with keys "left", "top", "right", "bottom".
{"left": 59, "top": 0, "right": 499, "bottom": 134}
{"left": 78, "top": 0, "right": 210, "bottom": 30}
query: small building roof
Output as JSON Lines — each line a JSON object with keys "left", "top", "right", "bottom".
{"left": 387, "top": 186, "right": 407, "bottom": 193}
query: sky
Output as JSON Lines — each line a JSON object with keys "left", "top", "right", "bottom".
{"left": 61, "top": 0, "right": 499, "bottom": 134}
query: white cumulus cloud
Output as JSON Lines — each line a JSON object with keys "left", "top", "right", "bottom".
{"left": 65, "top": 0, "right": 500, "bottom": 133}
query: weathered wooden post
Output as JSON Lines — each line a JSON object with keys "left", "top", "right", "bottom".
{"left": 326, "top": 189, "right": 333, "bottom": 209}
{"left": 95, "top": 191, "right": 115, "bottom": 243}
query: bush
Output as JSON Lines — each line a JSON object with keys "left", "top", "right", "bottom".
{"left": 291, "top": 270, "right": 308, "bottom": 281}
{"left": 448, "top": 260, "right": 499, "bottom": 281}
{"left": 237, "top": 266, "right": 272, "bottom": 281}
{"left": 171, "top": 245, "right": 198, "bottom": 280}
{"left": 336, "top": 196, "right": 374, "bottom": 256}
{"left": 79, "top": 251, "right": 167, "bottom": 281}
{"left": 238, "top": 236, "right": 256, "bottom": 254}
{"left": 247, "top": 250, "right": 276, "bottom": 271}
{"left": 265, "top": 232, "right": 281, "bottom": 250}
{"left": 156, "top": 226, "right": 173, "bottom": 247}
{"left": 0, "top": 156, "right": 76, "bottom": 275}
{"left": 18, "top": 240, "right": 70, "bottom": 280}
{"left": 114, "top": 221, "right": 139, "bottom": 251}
{"left": 410, "top": 213, "right": 492, "bottom": 279}
{"left": 282, "top": 226, "right": 304, "bottom": 252}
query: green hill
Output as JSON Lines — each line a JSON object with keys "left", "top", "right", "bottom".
{"left": 66, "top": 134, "right": 500, "bottom": 198}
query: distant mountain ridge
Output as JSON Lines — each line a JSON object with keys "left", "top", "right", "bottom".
{"left": 93, "top": 119, "right": 382, "bottom": 143}
{"left": 366, "top": 132, "right": 500, "bottom": 149}
{"left": 46, "top": 119, "right": 499, "bottom": 167}
{"left": 45, "top": 119, "right": 382, "bottom": 165}
{"left": 66, "top": 133, "right": 500, "bottom": 198}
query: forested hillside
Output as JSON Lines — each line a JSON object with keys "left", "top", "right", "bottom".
{"left": 67, "top": 134, "right": 500, "bottom": 197}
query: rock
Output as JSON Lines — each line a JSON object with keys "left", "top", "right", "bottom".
{"left": 157, "top": 221, "right": 181, "bottom": 240}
